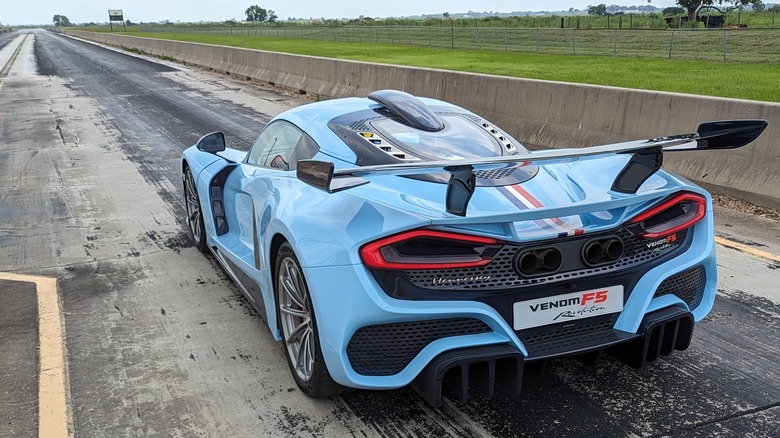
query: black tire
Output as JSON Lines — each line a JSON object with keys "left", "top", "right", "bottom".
{"left": 275, "top": 242, "right": 345, "bottom": 397}
{"left": 183, "top": 166, "right": 208, "bottom": 253}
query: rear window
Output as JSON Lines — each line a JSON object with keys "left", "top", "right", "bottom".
{"left": 371, "top": 115, "right": 504, "bottom": 160}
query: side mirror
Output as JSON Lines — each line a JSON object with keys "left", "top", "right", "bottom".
{"left": 196, "top": 132, "right": 226, "bottom": 153}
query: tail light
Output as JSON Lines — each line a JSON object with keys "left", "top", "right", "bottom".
{"left": 627, "top": 192, "right": 706, "bottom": 239}
{"left": 360, "top": 230, "right": 504, "bottom": 270}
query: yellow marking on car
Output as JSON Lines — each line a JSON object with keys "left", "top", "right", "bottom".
{"left": 0, "top": 273, "right": 70, "bottom": 438}
{"left": 715, "top": 236, "right": 780, "bottom": 264}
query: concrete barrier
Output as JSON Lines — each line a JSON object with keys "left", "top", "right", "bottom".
{"left": 65, "top": 30, "right": 780, "bottom": 209}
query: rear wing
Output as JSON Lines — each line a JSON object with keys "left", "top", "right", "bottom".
{"left": 297, "top": 120, "right": 767, "bottom": 216}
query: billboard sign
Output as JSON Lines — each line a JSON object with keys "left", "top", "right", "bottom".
{"left": 108, "top": 9, "right": 124, "bottom": 21}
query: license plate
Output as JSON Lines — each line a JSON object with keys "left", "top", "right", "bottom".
{"left": 513, "top": 285, "right": 624, "bottom": 330}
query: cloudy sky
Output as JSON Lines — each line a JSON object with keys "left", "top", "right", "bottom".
{"left": 4, "top": 1, "right": 680, "bottom": 25}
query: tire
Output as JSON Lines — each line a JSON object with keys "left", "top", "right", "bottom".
{"left": 183, "top": 166, "right": 208, "bottom": 253}
{"left": 275, "top": 243, "right": 345, "bottom": 397}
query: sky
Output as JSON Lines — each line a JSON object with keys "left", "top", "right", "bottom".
{"left": 3, "top": 1, "right": 681, "bottom": 26}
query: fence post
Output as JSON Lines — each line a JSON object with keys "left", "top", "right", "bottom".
{"left": 504, "top": 29, "right": 507, "bottom": 51}
{"left": 476, "top": 27, "right": 480, "bottom": 49}
{"left": 723, "top": 29, "right": 727, "bottom": 62}
{"left": 536, "top": 28, "right": 540, "bottom": 53}
{"left": 572, "top": 29, "right": 576, "bottom": 55}
{"left": 428, "top": 27, "right": 431, "bottom": 48}
{"left": 613, "top": 29, "right": 618, "bottom": 56}
{"left": 668, "top": 30, "right": 675, "bottom": 59}
{"left": 451, "top": 26, "right": 454, "bottom": 49}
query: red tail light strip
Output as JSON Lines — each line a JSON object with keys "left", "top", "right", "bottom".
{"left": 628, "top": 192, "right": 706, "bottom": 239}
{"left": 360, "top": 230, "right": 501, "bottom": 270}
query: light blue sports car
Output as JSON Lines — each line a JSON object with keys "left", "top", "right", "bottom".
{"left": 181, "top": 90, "right": 766, "bottom": 406}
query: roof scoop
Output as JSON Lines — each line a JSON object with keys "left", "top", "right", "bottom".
{"left": 368, "top": 90, "right": 445, "bottom": 132}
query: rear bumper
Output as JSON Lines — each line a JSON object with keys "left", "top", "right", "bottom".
{"left": 304, "top": 214, "right": 715, "bottom": 391}
{"left": 411, "top": 306, "right": 694, "bottom": 407}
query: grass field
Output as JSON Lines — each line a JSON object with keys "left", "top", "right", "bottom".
{"left": 102, "top": 30, "right": 780, "bottom": 103}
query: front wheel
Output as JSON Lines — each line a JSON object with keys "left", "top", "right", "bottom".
{"left": 275, "top": 243, "right": 345, "bottom": 397}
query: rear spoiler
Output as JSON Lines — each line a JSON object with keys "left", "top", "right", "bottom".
{"left": 297, "top": 120, "right": 767, "bottom": 216}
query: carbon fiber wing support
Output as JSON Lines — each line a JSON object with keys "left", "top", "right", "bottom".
{"left": 297, "top": 119, "right": 767, "bottom": 216}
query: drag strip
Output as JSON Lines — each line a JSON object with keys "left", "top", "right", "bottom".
{"left": 2, "top": 29, "right": 779, "bottom": 437}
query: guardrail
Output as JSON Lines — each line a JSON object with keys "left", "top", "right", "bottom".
{"left": 65, "top": 30, "right": 780, "bottom": 209}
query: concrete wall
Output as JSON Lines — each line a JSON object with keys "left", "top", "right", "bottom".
{"left": 66, "top": 31, "right": 780, "bottom": 209}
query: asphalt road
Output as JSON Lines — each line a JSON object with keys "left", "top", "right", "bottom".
{"left": 1, "top": 29, "right": 778, "bottom": 437}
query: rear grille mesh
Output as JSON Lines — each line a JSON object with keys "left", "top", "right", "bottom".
{"left": 406, "top": 228, "right": 687, "bottom": 290}
{"left": 654, "top": 266, "right": 707, "bottom": 310}
{"left": 347, "top": 318, "right": 491, "bottom": 376}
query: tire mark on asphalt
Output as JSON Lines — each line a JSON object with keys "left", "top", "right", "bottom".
{"left": 647, "top": 400, "right": 780, "bottom": 438}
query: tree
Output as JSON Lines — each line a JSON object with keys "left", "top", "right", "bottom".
{"left": 675, "top": 1, "right": 761, "bottom": 22}
{"left": 752, "top": 0, "right": 765, "bottom": 11}
{"left": 588, "top": 4, "right": 608, "bottom": 16}
{"left": 662, "top": 7, "right": 687, "bottom": 15}
{"left": 267, "top": 9, "right": 278, "bottom": 23}
{"left": 245, "top": 5, "right": 268, "bottom": 22}
{"left": 52, "top": 14, "right": 72, "bottom": 27}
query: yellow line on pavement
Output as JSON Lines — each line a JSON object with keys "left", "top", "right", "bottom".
{"left": 0, "top": 34, "right": 27, "bottom": 77}
{"left": 715, "top": 236, "right": 780, "bottom": 264}
{"left": 0, "top": 273, "right": 70, "bottom": 438}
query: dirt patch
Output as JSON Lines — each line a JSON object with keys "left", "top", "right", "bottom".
{"left": 713, "top": 195, "right": 780, "bottom": 221}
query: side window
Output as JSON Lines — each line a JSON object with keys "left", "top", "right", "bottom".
{"left": 246, "top": 121, "right": 319, "bottom": 170}
{"left": 246, "top": 122, "right": 284, "bottom": 166}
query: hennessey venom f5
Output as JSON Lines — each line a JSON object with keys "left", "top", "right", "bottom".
{"left": 181, "top": 90, "right": 766, "bottom": 406}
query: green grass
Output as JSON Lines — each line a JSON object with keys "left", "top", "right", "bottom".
{"left": 101, "top": 30, "right": 780, "bottom": 103}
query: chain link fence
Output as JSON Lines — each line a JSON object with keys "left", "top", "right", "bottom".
{"left": 138, "top": 24, "right": 780, "bottom": 63}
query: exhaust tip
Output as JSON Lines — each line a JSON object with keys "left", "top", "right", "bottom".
{"left": 605, "top": 238, "right": 624, "bottom": 261}
{"left": 515, "top": 248, "right": 562, "bottom": 277}
{"left": 582, "top": 236, "right": 624, "bottom": 266}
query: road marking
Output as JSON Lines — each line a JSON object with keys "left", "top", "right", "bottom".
{"left": 0, "top": 34, "right": 27, "bottom": 78}
{"left": 715, "top": 236, "right": 780, "bottom": 264}
{"left": 0, "top": 273, "right": 70, "bottom": 438}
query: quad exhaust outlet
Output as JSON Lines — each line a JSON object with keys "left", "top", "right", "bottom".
{"left": 582, "top": 237, "right": 624, "bottom": 266}
{"left": 515, "top": 248, "right": 562, "bottom": 276}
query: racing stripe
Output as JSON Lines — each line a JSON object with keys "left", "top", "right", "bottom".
{"left": 499, "top": 185, "right": 585, "bottom": 237}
